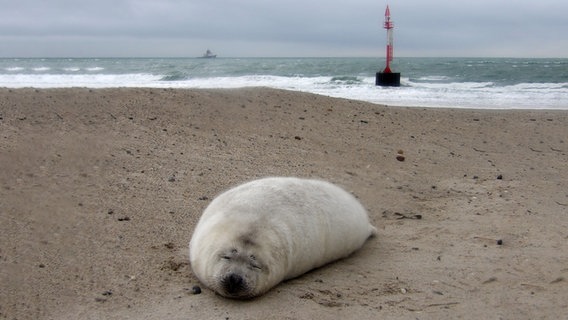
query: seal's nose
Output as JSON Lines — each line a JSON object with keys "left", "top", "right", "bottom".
{"left": 223, "top": 273, "right": 245, "bottom": 295}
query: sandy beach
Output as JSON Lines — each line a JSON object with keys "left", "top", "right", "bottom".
{"left": 1, "top": 87, "right": 567, "bottom": 319}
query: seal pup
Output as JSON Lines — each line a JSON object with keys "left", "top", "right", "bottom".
{"left": 189, "top": 177, "right": 376, "bottom": 299}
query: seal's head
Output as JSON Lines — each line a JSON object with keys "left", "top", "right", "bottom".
{"left": 210, "top": 245, "right": 268, "bottom": 299}
{"left": 191, "top": 225, "right": 285, "bottom": 299}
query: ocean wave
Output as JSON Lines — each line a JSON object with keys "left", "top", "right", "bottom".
{"left": 505, "top": 82, "right": 568, "bottom": 90}
{"left": 160, "top": 71, "right": 190, "bottom": 81}
{"left": 0, "top": 72, "right": 566, "bottom": 110}
{"left": 0, "top": 73, "right": 161, "bottom": 88}
{"left": 408, "top": 80, "right": 495, "bottom": 89}
{"left": 5, "top": 67, "right": 24, "bottom": 72}
{"left": 330, "top": 76, "right": 362, "bottom": 84}
{"left": 411, "top": 75, "right": 450, "bottom": 82}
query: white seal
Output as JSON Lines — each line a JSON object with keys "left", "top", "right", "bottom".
{"left": 189, "top": 177, "right": 376, "bottom": 299}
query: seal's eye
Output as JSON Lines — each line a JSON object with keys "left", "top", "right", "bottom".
{"left": 222, "top": 249, "right": 238, "bottom": 260}
{"left": 249, "top": 255, "right": 262, "bottom": 270}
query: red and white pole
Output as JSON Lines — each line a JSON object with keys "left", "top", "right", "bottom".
{"left": 376, "top": 4, "right": 400, "bottom": 86}
{"left": 383, "top": 5, "right": 394, "bottom": 73}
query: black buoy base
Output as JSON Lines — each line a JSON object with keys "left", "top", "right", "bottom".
{"left": 376, "top": 72, "right": 401, "bottom": 87}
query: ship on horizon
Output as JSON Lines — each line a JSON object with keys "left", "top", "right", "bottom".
{"left": 200, "top": 49, "right": 217, "bottom": 58}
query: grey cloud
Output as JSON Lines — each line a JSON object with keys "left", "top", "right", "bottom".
{"left": 0, "top": 0, "right": 567, "bottom": 57}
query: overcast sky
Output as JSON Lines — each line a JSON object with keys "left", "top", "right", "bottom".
{"left": 1, "top": 0, "right": 567, "bottom": 58}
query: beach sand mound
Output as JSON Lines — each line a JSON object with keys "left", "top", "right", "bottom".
{"left": 1, "top": 88, "right": 567, "bottom": 319}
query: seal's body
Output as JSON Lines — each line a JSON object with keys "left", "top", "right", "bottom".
{"left": 189, "top": 177, "right": 376, "bottom": 298}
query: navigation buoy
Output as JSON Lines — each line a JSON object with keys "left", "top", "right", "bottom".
{"left": 376, "top": 5, "right": 401, "bottom": 87}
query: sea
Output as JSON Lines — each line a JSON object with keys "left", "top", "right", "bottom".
{"left": 1, "top": 57, "right": 567, "bottom": 109}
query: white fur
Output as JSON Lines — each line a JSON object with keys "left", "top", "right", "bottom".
{"left": 189, "top": 177, "right": 376, "bottom": 298}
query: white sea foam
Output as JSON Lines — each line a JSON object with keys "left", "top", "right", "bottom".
{"left": 414, "top": 75, "right": 450, "bottom": 81}
{"left": 168, "top": 75, "right": 568, "bottom": 109}
{"left": 0, "top": 74, "right": 161, "bottom": 88}
{"left": 0, "top": 73, "right": 566, "bottom": 110}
